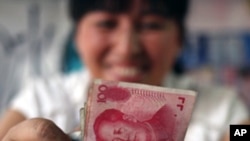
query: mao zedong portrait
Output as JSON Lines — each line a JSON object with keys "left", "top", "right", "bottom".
{"left": 94, "top": 105, "right": 175, "bottom": 141}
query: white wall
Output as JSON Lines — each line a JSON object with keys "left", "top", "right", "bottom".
{"left": 0, "top": 0, "right": 71, "bottom": 115}
{"left": 187, "top": 0, "right": 250, "bottom": 33}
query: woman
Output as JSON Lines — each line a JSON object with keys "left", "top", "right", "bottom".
{"left": 0, "top": 0, "right": 247, "bottom": 141}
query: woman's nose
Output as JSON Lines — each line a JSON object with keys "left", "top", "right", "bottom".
{"left": 112, "top": 22, "right": 141, "bottom": 60}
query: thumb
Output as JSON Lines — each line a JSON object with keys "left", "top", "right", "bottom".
{"left": 3, "top": 118, "right": 71, "bottom": 141}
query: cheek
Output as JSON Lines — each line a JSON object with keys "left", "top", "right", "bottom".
{"left": 76, "top": 27, "right": 110, "bottom": 68}
{"left": 141, "top": 32, "right": 180, "bottom": 66}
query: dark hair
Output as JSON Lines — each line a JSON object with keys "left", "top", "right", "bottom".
{"left": 69, "top": 0, "right": 189, "bottom": 41}
{"left": 93, "top": 109, "right": 124, "bottom": 141}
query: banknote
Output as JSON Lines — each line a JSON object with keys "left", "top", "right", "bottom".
{"left": 80, "top": 107, "right": 85, "bottom": 140}
{"left": 83, "top": 79, "right": 196, "bottom": 141}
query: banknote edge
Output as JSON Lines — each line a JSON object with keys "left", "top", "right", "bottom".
{"left": 93, "top": 79, "right": 197, "bottom": 97}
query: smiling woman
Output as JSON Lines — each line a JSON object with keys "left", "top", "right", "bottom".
{"left": 0, "top": 1, "right": 189, "bottom": 140}
{"left": 0, "top": 0, "right": 248, "bottom": 141}
{"left": 71, "top": 0, "right": 187, "bottom": 85}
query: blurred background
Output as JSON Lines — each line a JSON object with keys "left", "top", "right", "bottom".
{"left": 0, "top": 0, "right": 250, "bottom": 115}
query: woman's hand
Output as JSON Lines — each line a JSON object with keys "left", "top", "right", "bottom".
{"left": 2, "top": 118, "right": 71, "bottom": 141}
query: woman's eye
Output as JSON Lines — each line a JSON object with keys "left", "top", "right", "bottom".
{"left": 139, "top": 22, "right": 165, "bottom": 32}
{"left": 96, "top": 20, "right": 117, "bottom": 30}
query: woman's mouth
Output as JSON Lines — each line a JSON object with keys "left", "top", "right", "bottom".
{"left": 103, "top": 59, "right": 151, "bottom": 82}
{"left": 114, "top": 67, "right": 140, "bottom": 77}
{"left": 109, "top": 66, "right": 144, "bottom": 82}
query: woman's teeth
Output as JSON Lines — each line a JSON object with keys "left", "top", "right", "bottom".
{"left": 115, "top": 67, "right": 140, "bottom": 77}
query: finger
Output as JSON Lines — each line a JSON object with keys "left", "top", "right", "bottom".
{"left": 3, "top": 118, "right": 71, "bottom": 141}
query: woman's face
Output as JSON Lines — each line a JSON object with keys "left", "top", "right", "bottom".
{"left": 76, "top": 11, "right": 180, "bottom": 85}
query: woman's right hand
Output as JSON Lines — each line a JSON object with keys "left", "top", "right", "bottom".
{"left": 2, "top": 118, "right": 71, "bottom": 141}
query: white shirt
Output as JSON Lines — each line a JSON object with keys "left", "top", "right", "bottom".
{"left": 11, "top": 70, "right": 248, "bottom": 140}
{"left": 11, "top": 70, "right": 91, "bottom": 133}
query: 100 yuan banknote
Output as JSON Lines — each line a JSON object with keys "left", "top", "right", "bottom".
{"left": 83, "top": 79, "right": 196, "bottom": 141}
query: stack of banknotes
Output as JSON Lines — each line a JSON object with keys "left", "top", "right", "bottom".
{"left": 80, "top": 79, "right": 196, "bottom": 141}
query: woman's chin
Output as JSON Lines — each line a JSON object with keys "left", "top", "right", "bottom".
{"left": 105, "top": 75, "right": 144, "bottom": 83}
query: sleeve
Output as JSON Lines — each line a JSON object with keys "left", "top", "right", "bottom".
{"left": 228, "top": 94, "right": 249, "bottom": 125}
{"left": 10, "top": 78, "right": 42, "bottom": 119}
{"left": 220, "top": 92, "right": 249, "bottom": 140}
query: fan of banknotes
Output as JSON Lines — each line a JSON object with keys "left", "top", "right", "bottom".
{"left": 80, "top": 79, "right": 196, "bottom": 141}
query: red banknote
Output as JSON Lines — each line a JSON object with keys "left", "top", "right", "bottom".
{"left": 83, "top": 79, "right": 196, "bottom": 141}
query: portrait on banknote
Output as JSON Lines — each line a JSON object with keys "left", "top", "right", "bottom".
{"left": 93, "top": 104, "right": 175, "bottom": 141}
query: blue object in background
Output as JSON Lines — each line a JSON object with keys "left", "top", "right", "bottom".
{"left": 62, "top": 31, "right": 83, "bottom": 74}
{"left": 197, "top": 34, "right": 209, "bottom": 66}
{"left": 242, "top": 33, "right": 250, "bottom": 67}
{"left": 181, "top": 36, "right": 200, "bottom": 70}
